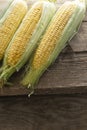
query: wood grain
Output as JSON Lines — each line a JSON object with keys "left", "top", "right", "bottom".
{"left": 69, "top": 22, "right": 87, "bottom": 52}
{"left": 0, "top": 95, "right": 87, "bottom": 130}
{"left": 1, "top": 52, "right": 87, "bottom": 96}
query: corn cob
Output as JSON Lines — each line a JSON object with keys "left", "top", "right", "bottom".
{"left": 21, "top": 0, "right": 86, "bottom": 90}
{"left": 0, "top": 1, "right": 56, "bottom": 87}
{"left": 7, "top": 3, "right": 43, "bottom": 66}
{"left": 0, "top": 0, "right": 28, "bottom": 60}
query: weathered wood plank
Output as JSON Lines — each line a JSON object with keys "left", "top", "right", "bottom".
{"left": 61, "top": 22, "right": 87, "bottom": 53}
{"left": 84, "top": 12, "right": 87, "bottom": 21}
{"left": 1, "top": 52, "right": 87, "bottom": 96}
{"left": 0, "top": 95, "right": 87, "bottom": 130}
{"left": 70, "top": 22, "right": 87, "bottom": 52}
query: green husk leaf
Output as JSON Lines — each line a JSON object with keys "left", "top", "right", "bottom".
{"left": 0, "top": 0, "right": 13, "bottom": 19}
{"left": 21, "top": 0, "right": 86, "bottom": 92}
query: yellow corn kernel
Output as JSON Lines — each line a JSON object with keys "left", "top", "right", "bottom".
{"left": 7, "top": 3, "right": 42, "bottom": 66}
{"left": 0, "top": 0, "right": 27, "bottom": 60}
{"left": 33, "top": 3, "right": 76, "bottom": 69}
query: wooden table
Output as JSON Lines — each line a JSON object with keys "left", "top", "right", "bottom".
{"left": 0, "top": 94, "right": 87, "bottom": 130}
{"left": 0, "top": 1, "right": 87, "bottom": 130}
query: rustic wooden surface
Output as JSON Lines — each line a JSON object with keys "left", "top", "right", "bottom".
{"left": 0, "top": 1, "right": 87, "bottom": 130}
{"left": 0, "top": 94, "right": 87, "bottom": 130}
{"left": 0, "top": 1, "right": 87, "bottom": 96}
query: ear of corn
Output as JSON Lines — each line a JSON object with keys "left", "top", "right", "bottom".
{"left": 0, "top": 0, "right": 13, "bottom": 19}
{"left": 7, "top": 3, "right": 43, "bottom": 66}
{"left": 0, "top": 0, "right": 28, "bottom": 60}
{"left": 0, "top": 1, "right": 56, "bottom": 87}
{"left": 21, "top": 0, "right": 86, "bottom": 89}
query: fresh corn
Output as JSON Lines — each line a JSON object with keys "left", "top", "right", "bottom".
{"left": 0, "top": 1, "right": 56, "bottom": 87}
{"left": 21, "top": 0, "right": 86, "bottom": 90}
{"left": 0, "top": 0, "right": 28, "bottom": 60}
{"left": 33, "top": 4, "right": 76, "bottom": 69}
{"left": 7, "top": 3, "right": 43, "bottom": 66}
